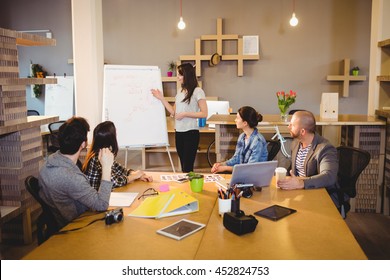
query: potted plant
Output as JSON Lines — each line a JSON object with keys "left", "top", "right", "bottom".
{"left": 351, "top": 66, "right": 360, "bottom": 76}
{"left": 187, "top": 171, "right": 204, "bottom": 193}
{"left": 167, "top": 61, "right": 176, "bottom": 77}
{"left": 29, "top": 61, "right": 47, "bottom": 98}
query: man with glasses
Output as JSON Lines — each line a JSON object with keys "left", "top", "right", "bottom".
{"left": 277, "top": 111, "right": 341, "bottom": 209}
{"left": 39, "top": 117, "right": 115, "bottom": 229}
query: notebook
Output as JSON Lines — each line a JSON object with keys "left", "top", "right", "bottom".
{"left": 216, "top": 160, "right": 278, "bottom": 189}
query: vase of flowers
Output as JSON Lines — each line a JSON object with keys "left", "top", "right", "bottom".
{"left": 276, "top": 90, "right": 297, "bottom": 121}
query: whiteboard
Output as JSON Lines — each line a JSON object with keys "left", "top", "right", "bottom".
{"left": 103, "top": 65, "right": 168, "bottom": 147}
{"left": 44, "top": 76, "right": 74, "bottom": 120}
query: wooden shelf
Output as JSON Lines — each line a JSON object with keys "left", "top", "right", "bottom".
{"left": 377, "top": 75, "right": 390, "bottom": 82}
{"left": 326, "top": 58, "right": 367, "bottom": 97}
{"left": 161, "top": 77, "right": 177, "bottom": 82}
{"left": 378, "top": 39, "right": 390, "bottom": 48}
{"left": 0, "top": 27, "right": 56, "bottom": 47}
{"left": 180, "top": 18, "right": 259, "bottom": 77}
{"left": 0, "top": 77, "right": 57, "bottom": 86}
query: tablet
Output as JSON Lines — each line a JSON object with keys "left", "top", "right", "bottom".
{"left": 157, "top": 219, "right": 205, "bottom": 240}
{"left": 254, "top": 205, "right": 297, "bottom": 221}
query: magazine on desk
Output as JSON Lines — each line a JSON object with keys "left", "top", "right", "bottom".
{"left": 157, "top": 219, "right": 206, "bottom": 240}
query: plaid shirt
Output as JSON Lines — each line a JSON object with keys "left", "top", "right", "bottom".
{"left": 225, "top": 128, "right": 268, "bottom": 166}
{"left": 84, "top": 155, "right": 133, "bottom": 190}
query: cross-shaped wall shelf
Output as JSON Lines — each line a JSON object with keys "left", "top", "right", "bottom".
{"left": 326, "top": 58, "right": 366, "bottom": 97}
{"left": 179, "top": 18, "right": 259, "bottom": 77}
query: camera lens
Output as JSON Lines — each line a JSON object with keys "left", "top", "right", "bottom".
{"left": 105, "top": 214, "right": 114, "bottom": 225}
{"left": 114, "top": 212, "right": 123, "bottom": 222}
{"left": 242, "top": 187, "right": 253, "bottom": 198}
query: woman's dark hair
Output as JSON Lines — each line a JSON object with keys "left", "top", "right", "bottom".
{"left": 178, "top": 63, "right": 198, "bottom": 104}
{"left": 58, "top": 117, "right": 90, "bottom": 155}
{"left": 82, "top": 121, "right": 118, "bottom": 171}
{"left": 238, "top": 106, "right": 263, "bottom": 128}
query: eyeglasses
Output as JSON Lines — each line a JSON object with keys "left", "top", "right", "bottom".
{"left": 138, "top": 188, "right": 159, "bottom": 200}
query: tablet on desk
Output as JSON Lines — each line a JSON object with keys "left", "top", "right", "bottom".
{"left": 157, "top": 219, "right": 205, "bottom": 240}
{"left": 254, "top": 205, "right": 297, "bottom": 221}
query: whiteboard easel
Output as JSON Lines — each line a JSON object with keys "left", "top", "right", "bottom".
{"left": 103, "top": 65, "right": 175, "bottom": 172}
{"left": 124, "top": 146, "right": 176, "bottom": 173}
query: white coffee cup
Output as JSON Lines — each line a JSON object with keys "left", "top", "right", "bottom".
{"left": 275, "top": 167, "right": 287, "bottom": 181}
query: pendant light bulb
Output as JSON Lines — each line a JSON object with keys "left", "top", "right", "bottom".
{"left": 178, "top": 17, "right": 186, "bottom": 30}
{"left": 289, "top": 13, "right": 299, "bottom": 26}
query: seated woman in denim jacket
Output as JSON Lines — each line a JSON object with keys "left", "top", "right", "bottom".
{"left": 211, "top": 106, "right": 268, "bottom": 174}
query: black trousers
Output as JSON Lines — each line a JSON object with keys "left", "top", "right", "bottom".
{"left": 175, "top": 130, "right": 200, "bottom": 172}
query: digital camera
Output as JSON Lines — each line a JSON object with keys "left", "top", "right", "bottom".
{"left": 105, "top": 207, "right": 124, "bottom": 225}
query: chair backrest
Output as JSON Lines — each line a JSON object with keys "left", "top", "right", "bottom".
{"left": 27, "top": 109, "right": 40, "bottom": 116}
{"left": 336, "top": 146, "right": 370, "bottom": 198}
{"left": 266, "top": 139, "right": 281, "bottom": 161}
{"left": 25, "top": 176, "right": 59, "bottom": 244}
{"left": 48, "top": 120, "right": 65, "bottom": 134}
{"left": 48, "top": 121, "right": 66, "bottom": 153}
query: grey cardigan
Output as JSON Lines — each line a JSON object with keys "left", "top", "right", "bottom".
{"left": 38, "top": 151, "right": 113, "bottom": 228}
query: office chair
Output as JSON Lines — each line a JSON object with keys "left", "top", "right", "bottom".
{"left": 25, "top": 176, "right": 59, "bottom": 245}
{"left": 288, "top": 109, "right": 305, "bottom": 115}
{"left": 27, "top": 109, "right": 40, "bottom": 116}
{"left": 48, "top": 120, "right": 66, "bottom": 154}
{"left": 336, "top": 146, "right": 370, "bottom": 219}
{"left": 266, "top": 139, "right": 281, "bottom": 161}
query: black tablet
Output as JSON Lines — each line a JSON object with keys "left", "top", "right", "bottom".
{"left": 254, "top": 205, "right": 297, "bottom": 221}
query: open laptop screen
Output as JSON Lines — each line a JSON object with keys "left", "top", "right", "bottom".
{"left": 229, "top": 160, "right": 278, "bottom": 187}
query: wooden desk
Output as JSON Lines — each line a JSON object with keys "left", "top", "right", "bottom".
{"left": 196, "top": 177, "right": 366, "bottom": 260}
{"left": 208, "top": 114, "right": 386, "bottom": 214}
{"left": 23, "top": 173, "right": 366, "bottom": 260}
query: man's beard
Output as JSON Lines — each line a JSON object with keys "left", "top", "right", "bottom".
{"left": 290, "top": 130, "right": 300, "bottom": 139}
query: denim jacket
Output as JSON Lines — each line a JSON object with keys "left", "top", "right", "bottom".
{"left": 225, "top": 128, "right": 268, "bottom": 166}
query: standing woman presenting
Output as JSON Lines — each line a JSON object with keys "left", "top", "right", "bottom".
{"left": 151, "top": 63, "right": 207, "bottom": 172}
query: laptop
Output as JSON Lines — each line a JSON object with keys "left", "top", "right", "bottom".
{"left": 216, "top": 161, "right": 278, "bottom": 189}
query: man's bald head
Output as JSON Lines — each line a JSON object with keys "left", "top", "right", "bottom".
{"left": 294, "top": 110, "right": 316, "bottom": 134}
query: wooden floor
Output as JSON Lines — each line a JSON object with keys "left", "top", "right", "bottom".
{"left": 1, "top": 211, "right": 389, "bottom": 260}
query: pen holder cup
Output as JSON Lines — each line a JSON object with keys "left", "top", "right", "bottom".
{"left": 190, "top": 175, "right": 204, "bottom": 193}
{"left": 231, "top": 198, "right": 240, "bottom": 213}
{"left": 218, "top": 198, "right": 232, "bottom": 216}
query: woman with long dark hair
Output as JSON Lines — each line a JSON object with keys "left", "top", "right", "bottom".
{"left": 82, "top": 121, "right": 152, "bottom": 190}
{"left": 151, "top": 63, "right": 208, "bottom": 172}
{"left": 211, "top": 106, "right": 268, "bottom": 173}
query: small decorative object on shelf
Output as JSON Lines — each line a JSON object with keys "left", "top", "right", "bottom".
{"left": 276, "top": 90, "right": 297, "bottom": 121}
{"left": 351, "top": 66, "right": 360, "bottom": 76}
{"left": 167, "top": 61, "right": 177, "bottom": 77}
{"left": 29, "top": 61, "right": 48, "bottom": 98}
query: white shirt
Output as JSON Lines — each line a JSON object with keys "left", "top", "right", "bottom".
{"left": 174, "top": 87, "right": 206, "bottom": 132}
